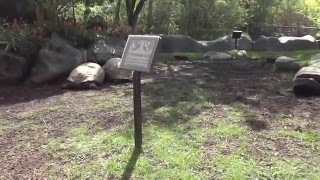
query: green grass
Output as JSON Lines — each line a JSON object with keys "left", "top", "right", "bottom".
{"left": 263, "top": 157, "right": 320, "bottom": 179}
{"left": 278, "top": 130, "right": 319, "bottom": 143}
{"left": 2, "top": 59, "right": 320, "bottom": 179}
{"left": 37, "top": 78, "right": 320, "bottom": 179}
{"left": 158, "top": 50, "right": 320, "bottom": 63}
{"left": 247, "top": 49, "right": 320, "bottom": 62}
{"left": 41, "top": 93, "right": 319, "bottom": 179}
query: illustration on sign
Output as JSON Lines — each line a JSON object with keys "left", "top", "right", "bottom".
{"left": 120, "top": 35, "right": 161, "bottom": 73}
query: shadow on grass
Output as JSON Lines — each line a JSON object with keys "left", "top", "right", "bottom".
{"left": 244, "top": 113, "right": 269, "bottom": 131}
{"left": 142, "top": 59, "right": 290, "bottom": 129}
{"left": 121, "top": 146, "right": 142, "bottom": 180}
{"left": 0, "top": 81, "right": 125, "bottom": 106}
{"left": 0, "top": 83, "right": 66, "bottom": 105}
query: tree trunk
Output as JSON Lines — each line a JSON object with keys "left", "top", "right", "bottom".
{"left": 126, "top": 0, "right": 147, "bottom": 33}
{"left": 146, "top": 0, "right": 153, "bottom": 34}
{"left": 114, "top": 0, "right": 121, "bottom": 25}
{"left": 184, "top": 0, "right": 190, "bottom": 35}
{"left": 73, "top": 0, "right": 76, "bottom": 26}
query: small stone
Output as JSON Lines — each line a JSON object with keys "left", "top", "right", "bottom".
{"left": 274, "top": 56, "right": 306, "bottom": 72}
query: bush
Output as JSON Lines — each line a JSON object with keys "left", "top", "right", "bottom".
{"left": 39, "top": 23, "right": 96, "bottom": 48}
{"left": 63, "top": 26, "right": 96, "bottom": 48}
{"left": 0, "top": 26, "right": 44, "bottom": 59}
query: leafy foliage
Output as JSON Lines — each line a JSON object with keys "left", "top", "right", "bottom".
{"left": 37, "top": 22, "right": 96, "bottom": 48}
{"left": 0, "top": 25, "right": 44, "bottom": 58}
{"left": 139, "top": 0, "right": 248, "bottom": 39}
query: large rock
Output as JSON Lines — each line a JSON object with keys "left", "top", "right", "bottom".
{"left": 103, "top": 58, "right": 133, "bottom": 81}
{"left": 159, "top": 35, "right": 205, "bottom": 53}
{"left": 0, "top": 53, "right": 28, "bottom": 83}
{"left": 29, "top": 33, "right": 85, "bottom": 84}
{"left": 88, "top": 36, "right": 126, "bottom": 65}
{"left": 203, "top": 51, "right": 233, "bottom": 60}
{"left": 200, "top": 34, "right": 253, "bottom": 52}
{"left": 253, "top": 35, "right": 318, "bottom": 51}
{"left": 274, "top": 56, "right": 306, "bottom": 72}
{"left": 253, "top": 36, "right": 282, "bottom": 51}
{"left": 279, "top": 35, "right": 318, "bottom": 51}
{"left": 293, "top": 66, "right": 320, "bottom": 96}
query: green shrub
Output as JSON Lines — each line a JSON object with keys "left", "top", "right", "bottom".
{"left": 1, "top": 26, "right": 44, "bottom": 59}
{"left": 39, "top": 23, "right": 96, "bottom": 48}
{"left": 63, "top": 26, "right": 96, "bottom": 48}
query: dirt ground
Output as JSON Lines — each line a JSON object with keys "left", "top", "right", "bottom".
{"left": 0, "top": 58, "right": 319, "bottom": 179}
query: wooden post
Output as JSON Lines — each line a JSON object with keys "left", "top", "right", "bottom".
{"left": 133, "top": 71, "right": 142, "bottom": 149}
{"left": 235, "top": 38, "right": 238, "bottom": 50}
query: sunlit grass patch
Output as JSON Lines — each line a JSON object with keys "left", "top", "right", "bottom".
{"left": 211, "top": 123, "right": 246, "bottom": 137}
{"left": 213, "top": 154, "right": 260, "bottom": 179}
{"left": 262, "top": 157, "right": 320, "bottom": 179}
{"left": 278, "top": 130, "right": 319, "bottom": 147}
{"left": 247, "top": 49, "right": 320, "bottom": 62}
{"left": 45, "top": 122, "right": 205, "bottom": 179}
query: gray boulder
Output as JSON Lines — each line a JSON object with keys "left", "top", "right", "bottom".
{"left": 293, "top": 66, "right": 320, "bottom": 96}
{"left": 279, "top": 35, "right": 318, "bottom": 51}
{"left": 254, "top": 35, "right": 318, "bottom": 51}
{"left": 253, "top": 36, "right": 281, "bottom": 51}
{"left": 239, "top": 36, "right": 253, "bottom": 50}
{"left": 200, "top": 34, "right": 253, "bottom": 52}
{"left": 0, "top": 53, "right": 28, "bottom": 83}
{"left": 274, "top": 56, "right": 306, "bottom": 72}
{"left": 203, "top": 51, "right": 233, "bottom": 60}
{"left": 103, "top": 58, "right": 133, "bottom": 81}
{"left": 159, "top": 35, "right": 204, "bottom": 53}
{"left": 30, "top": 33, "right": 85, "bottom": 84}
{"left": 88, "top": 36, "right": 126, "bottom": 65}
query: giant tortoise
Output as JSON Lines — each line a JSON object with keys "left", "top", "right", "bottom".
{"left": 62, "top": 62, "right": 105, "bottom": 89}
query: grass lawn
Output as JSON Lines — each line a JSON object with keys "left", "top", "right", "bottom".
{"left": 158, "top": 49, "right": 320, "bottom": 64}
{"left": 247, "top": 49, "right": 320, "bottom": 63}
{"left": 0, "top": 57, "right": 320, "bottom": 179}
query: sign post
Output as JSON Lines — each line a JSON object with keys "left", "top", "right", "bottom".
{"left": 133, "top": 71, "right": 142, "bottom": 148}
{"left": 120, "top": 35, "right": 161, "bottom": 149}
{"left": 232, "top": 31, "right": 243, "bottom": 50}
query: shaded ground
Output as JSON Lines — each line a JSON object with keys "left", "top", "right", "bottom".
{"left": 0, "top": 57, "right": 319, "bottom": 179}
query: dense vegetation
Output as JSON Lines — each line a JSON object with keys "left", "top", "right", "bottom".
{"left": 0, "top": 0, "right": 320, "bottom": 41}
{"left": 71, "top": 0, "right": 320, "bottom": 39}
{"left": 1, "top": 0, "right": 320, "bottom": 57}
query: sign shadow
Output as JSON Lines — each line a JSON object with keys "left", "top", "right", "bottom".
{"left": 121, "top": 146, "right": 142, "bottom": 180}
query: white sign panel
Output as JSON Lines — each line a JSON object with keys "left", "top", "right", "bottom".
{"left": 120, "top": 35, "right": 161, "bottom": 73}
